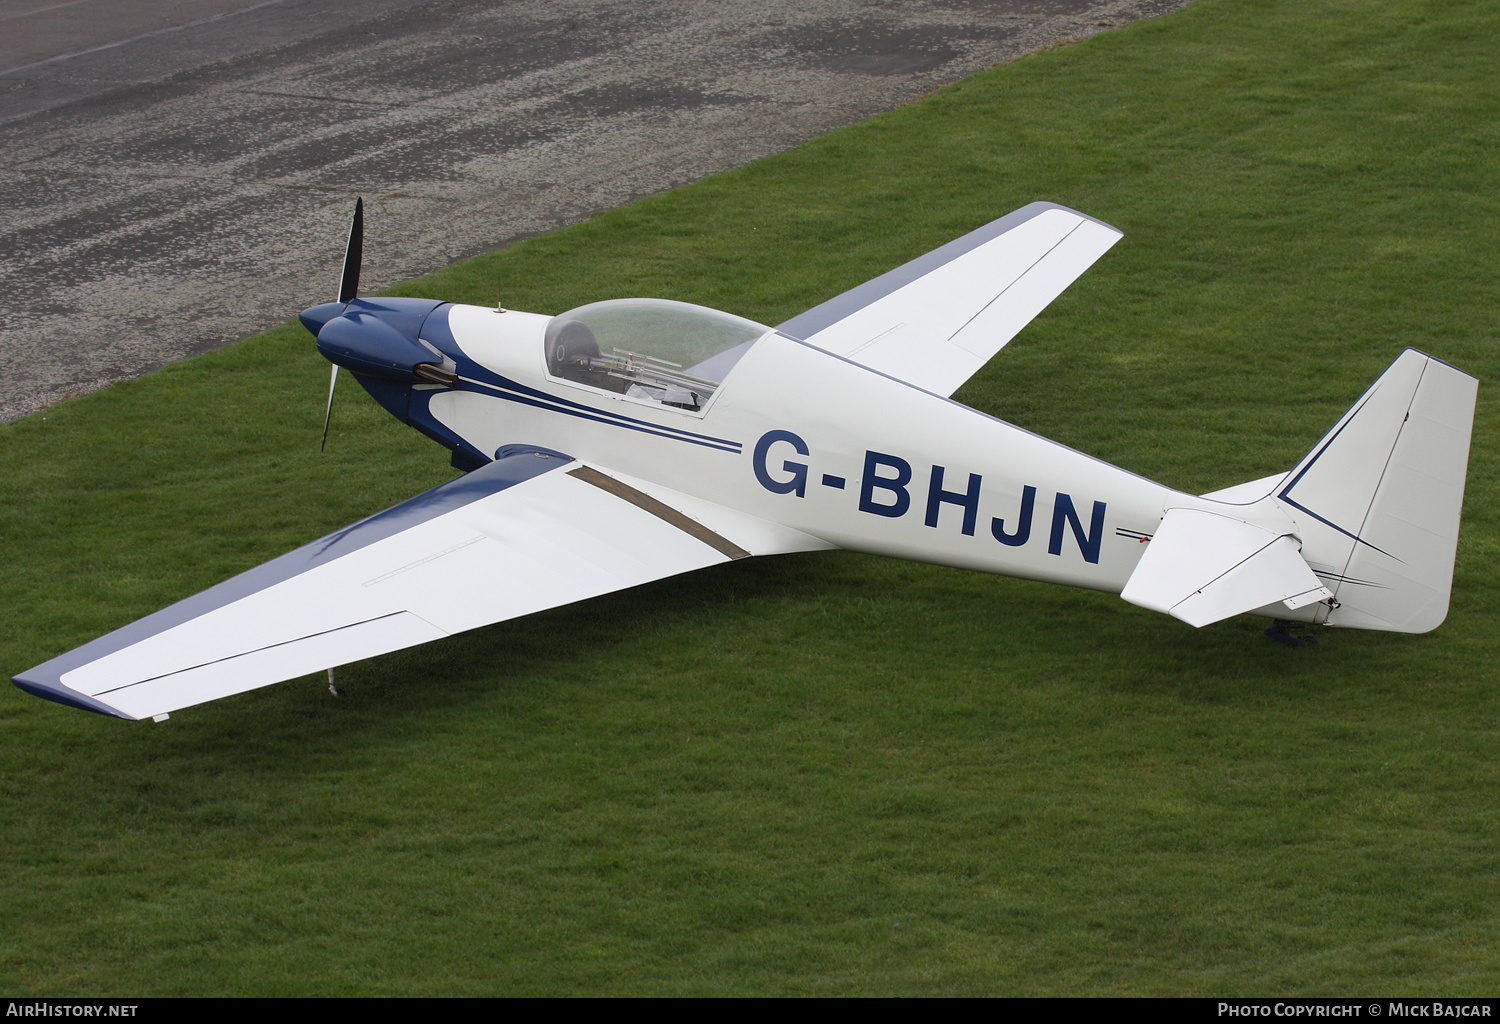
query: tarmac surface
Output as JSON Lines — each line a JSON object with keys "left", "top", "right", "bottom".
{"left": 0, "top": 0, "right": 1192, "bottom": 420}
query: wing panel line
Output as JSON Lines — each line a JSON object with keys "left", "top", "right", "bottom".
{"left": 945, "top": 220, "right": 1083, "bottom": 343}
{"left": 11, "top": 448, "right": 573, "bottom": 706}
{"left": 89, "top": 611, "right": 439, "bottom": 698}
{"left": 776, "top": 202, "right": 1117, "bottom": 341}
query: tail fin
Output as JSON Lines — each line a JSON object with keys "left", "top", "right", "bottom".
{"left": 1274, "top": 348, "right": 1477, "bottom": 633}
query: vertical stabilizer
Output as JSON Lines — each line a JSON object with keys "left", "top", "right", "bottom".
{"left": 1274, "top": 349, "right": 1477, "bottom": 633}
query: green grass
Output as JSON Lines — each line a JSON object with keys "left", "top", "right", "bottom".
{"left": 2, "top": 0, "right": 1498, "bottom": 995}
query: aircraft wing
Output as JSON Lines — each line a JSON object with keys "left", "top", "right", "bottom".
{"left": 777, "top": 202, "right": 1122, "bottom": 397}
{"left": 14, "top": 447, "right": 829, "bottom": 721}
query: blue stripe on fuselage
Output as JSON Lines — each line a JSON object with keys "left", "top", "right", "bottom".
{"left": 418, "top": 306, "right": 743, "bottom": 455}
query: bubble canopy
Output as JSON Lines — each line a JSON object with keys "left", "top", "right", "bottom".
{"left": 544, "top": 298, "right": 771, "bottom": 411}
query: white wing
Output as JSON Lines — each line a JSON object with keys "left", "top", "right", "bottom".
{"left": 777, "top": 202, "right": 1122, "bottom": 397}
{"left": 14, "top": 448, "right": 828, "bottom": 720}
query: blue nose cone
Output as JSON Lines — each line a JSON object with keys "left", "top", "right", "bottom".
{"left": 299, "top": 302, "right": 345, "bottom": 337}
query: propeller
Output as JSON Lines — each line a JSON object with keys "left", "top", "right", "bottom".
{"left": 338, "top": 196, "right": 363, "bottom": 304}
{"left": 321, "top": 197, "right": 363, "bottom": 451}
{"left": 320, "top": 360, "right": 339, "bottom": 452}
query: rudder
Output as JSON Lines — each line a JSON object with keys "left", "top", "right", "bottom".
{"left": 1273, "top": 349, "right": 1477, "bottom": 632}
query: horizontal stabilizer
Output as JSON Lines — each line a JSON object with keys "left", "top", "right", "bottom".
{"left": 1121, "top": 508, "right": 1332, "bottom": 627}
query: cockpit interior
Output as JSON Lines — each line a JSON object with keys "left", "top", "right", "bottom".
{"left": 544, "top": 298, "right": 771, "bottom": 412}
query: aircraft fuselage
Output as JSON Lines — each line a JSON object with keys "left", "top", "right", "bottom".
{"left": 360, "top": 301, "right": 1302, "bottom": 600}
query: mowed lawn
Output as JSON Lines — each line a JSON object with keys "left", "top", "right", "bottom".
{"left": 2, "top": 0, "right": 1496, "bottom": 995}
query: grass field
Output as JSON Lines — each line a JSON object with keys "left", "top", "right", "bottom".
{"left": 2, "top": 0, "right": 1497, "bottom": 995}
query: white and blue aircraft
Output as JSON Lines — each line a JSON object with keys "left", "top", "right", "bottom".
{"left": 13, "top": 200, "right": 1478, "bottom": 722}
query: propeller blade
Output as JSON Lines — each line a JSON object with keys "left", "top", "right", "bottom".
{"left": 320, "top": 362, "right": 338, "bottom": 452}
{"left": 337, "top": 197, "right": 363, "bottom": 305}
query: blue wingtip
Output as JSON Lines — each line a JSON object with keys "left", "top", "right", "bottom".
{"left": 11, "top": 671, "right": 135, "bottom": 719}
{"left": 8, "top": 446, "right": 577, "bottom": 723}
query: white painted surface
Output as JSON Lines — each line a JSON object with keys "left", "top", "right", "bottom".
{"left": 799, "top": 208, "right": 1122, "bottom": 397}
{"left": 1122, "top": 508, "right": 1329, "bottom": 626}
{"left": 19, "top": 205, "right": 1480, "bottom": 722}
{"left": 1324, "top": 356, "right": 1478, "bottom": 632}
{"left": 60, "top": 463, "right": 824, "bottom": 718}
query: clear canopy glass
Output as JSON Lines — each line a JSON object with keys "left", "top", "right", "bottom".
{"left": 544, "top": 298, "right": 770, "bottom": 411}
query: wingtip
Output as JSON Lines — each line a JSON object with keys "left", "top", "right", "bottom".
{"left": 1399, "top": 346, "right": 1479, "bottom": 383}
{"left": 12, "top": 669, "right": 136, "bottom": 719}
{"left": 1022, "top": 200, "right": 1124, "bottom": 238}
